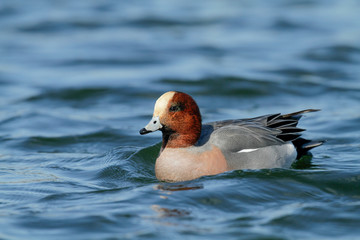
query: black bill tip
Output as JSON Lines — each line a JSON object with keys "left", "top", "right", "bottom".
{"left": 139, "top": 128, "right": 151, "bottom": 135}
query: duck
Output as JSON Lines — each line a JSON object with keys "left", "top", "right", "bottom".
{"left": 140, "top": 91, "right": 323, "bottom": 182}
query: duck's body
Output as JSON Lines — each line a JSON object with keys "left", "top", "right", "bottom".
{"left": 140, "top": 91, "right": 323, "bottom": 182}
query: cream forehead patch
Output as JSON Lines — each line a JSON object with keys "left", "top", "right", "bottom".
{"left": 153, "top": 91, "right": 176, "bottom": 116}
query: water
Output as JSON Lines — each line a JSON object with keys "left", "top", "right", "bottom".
{"left": 1, "top": 0, "right": 360, "bottom": 239}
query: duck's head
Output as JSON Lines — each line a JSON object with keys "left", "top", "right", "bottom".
{"left": 140, "top": 91, "right": 202, "bottom": 148}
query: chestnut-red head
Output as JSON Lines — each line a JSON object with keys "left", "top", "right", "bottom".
{"left": 140, "top": 91, "right": 202, "bottom": 148}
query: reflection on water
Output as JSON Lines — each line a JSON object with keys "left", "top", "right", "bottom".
{"left": 151, "top": 205, "right": 191, "bottom": 218}
{"left": 155, "top": 182, "right": 204, "bottom": 192}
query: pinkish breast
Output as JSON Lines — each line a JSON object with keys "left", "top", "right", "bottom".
{"left": 155, "top": 145, "right": 228, "bottom": 182}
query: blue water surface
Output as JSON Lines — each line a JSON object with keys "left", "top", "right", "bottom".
{"left": 1, "top": 0, "right": 360, "bottom": 239}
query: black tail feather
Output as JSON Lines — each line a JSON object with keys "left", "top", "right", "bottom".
{"left": 266, "top": 109, "right": 321, "bottom": 143}
{"left": 267, "top": 119, "right": 298, "bottom": 128}
{"left": 265, "top": 109, "right": 324, "bottom": 157}
{"left": 280, "top": 109, "right": 320, "bottom": 119}
{"left": 292, "top": 138, "right": 325, "bottom": 159}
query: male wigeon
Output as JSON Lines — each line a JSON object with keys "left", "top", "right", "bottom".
{"left": 140, "top": 91, "right": 323, "bottom": 182}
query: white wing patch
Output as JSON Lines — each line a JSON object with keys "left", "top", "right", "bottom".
{"left": 237, "top": 148, "right": 259, "bottom": 153}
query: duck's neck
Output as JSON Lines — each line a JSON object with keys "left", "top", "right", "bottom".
{"left": 161, "top": 128, "right": 201, "bottom": 152}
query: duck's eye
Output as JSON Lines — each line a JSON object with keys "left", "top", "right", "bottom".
{"left": 169, "top": 104, "right": 183, "bottom": 112}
